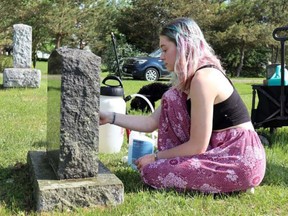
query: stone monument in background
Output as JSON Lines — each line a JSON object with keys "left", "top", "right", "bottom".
{"left": 27, "top": 47, "right": 124, "bottom": 211}
{"left": 3, "top": 24, "right": 41, "bottom": 88}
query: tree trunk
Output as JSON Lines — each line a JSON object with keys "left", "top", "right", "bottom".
{"left": 56, "top": 34, "right": 62, "bottom": 49}
{"left": 274, "top": 46, "right": 279, "bottom": 63}
{"left": 236, "top": 42, "right": 245, "bottom": 77}
{"left": 32, "top": 49, "right": 37, "bottom": 68}
{"left": 79, "top": 38, "right": 85, "bottom": 49}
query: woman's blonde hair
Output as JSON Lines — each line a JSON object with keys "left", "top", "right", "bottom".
{"left": 160, "top": 17, "right": 223, "bottom": 92}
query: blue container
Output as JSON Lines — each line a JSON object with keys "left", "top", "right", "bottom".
{"left": 267, "top": 65, "right": 288, "bottom": 86}
{"left": 128, "top": 131, "right": 155, "bottom": 170}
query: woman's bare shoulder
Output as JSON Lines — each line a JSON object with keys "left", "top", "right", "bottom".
{"left": 191, "top": 67, "right": 221, "bottom": 89}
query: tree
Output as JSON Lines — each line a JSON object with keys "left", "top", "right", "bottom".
{"left": 116, "top": 0, "right": 179, "bottom": 53}
{"left": 0, "top": 0, "right": 24, "bottom": 54}
{"left": 254, "top": 0, "right": 288, "bottom": 63}
{"left": 211, "top": 0, "right": 275, "bottom": 77}
{"left": 1, "top": 0, "right": 286, "bottom": 75}
{"left": 84, "top": 0, "right": 126, "bottom": 57}
{"left": 116, "top": 0, "right": 222, "bottom": 53}
{"left": 0, "top": 0, "right": 125, "bottom": 67}
{"left": 18, "top": 0, "right": 111, "bottom": 51}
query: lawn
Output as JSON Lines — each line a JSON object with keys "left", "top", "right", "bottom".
{"left": 0, "top": 62, "right": 288, "bottom": 215}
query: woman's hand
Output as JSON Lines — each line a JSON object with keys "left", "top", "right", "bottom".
{"left": 135, "top": 154, "right": 155, "bottom": 171}
{"left": 99, "top": 111, "right": 113, "bottom": 125}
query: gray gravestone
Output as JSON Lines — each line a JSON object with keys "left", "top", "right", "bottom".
{"left": 3, "top": 24, "right": 41, "bottom": 88}
{"left": 27, "top": 47, "right": 124, "bottom": 211}
{"left": 47, "top": 48, "right": 99, "bottom": 179}
{"left": 13, "top": 24, "right": 32, "bottom": 68}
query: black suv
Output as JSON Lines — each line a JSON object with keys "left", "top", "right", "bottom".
{"left": 122, "top": 49, "right": 170, "bottom": 81}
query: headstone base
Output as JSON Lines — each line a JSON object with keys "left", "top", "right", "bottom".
{"left": 3, "top": 68, "right": 41, "bottom": 88}
{"left": 27, "top": 151, "right": 124, "bottom": 212}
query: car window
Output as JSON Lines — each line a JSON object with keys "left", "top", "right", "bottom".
{"left": 148, "top": 49, "right": 161, "bottom": 58}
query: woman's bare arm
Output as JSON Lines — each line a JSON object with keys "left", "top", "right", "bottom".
{"left": 100, "top": 106, "right": 161, "bottom": 133}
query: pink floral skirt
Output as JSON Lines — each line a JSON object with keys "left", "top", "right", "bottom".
{"left": 140, "top": 89, "right": 266, "bottom": 193}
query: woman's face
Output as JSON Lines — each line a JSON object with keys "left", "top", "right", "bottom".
{"left": 159, "top": 35, "right": 177, "bottom": 72}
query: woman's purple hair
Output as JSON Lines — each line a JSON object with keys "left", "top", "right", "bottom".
{"left": 160, "top": 17, "right": 223, "bottom": 91}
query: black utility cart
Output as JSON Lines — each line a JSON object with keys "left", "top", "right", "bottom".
{"left": 251, "top": 26, "right": 288, "bottom": 132}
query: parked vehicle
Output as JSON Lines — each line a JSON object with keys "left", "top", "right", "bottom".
{"left": 36, "top": 51, "right": 50, "bottom": 61}
{"left": 122, "top": 49, "right": 170, "bottom": 81}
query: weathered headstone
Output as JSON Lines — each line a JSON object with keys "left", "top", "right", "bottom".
{"left": 3, "top": 24, "right": 41, "bottom": 88}
{"left": 13, "top": 24, "right": 32, "bottom": 68}
{"left": 27, "top": 47, "right": 124, "bottom": 211}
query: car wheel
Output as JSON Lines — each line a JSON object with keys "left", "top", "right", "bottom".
{"left": 145, "top": 67, "right": 159, "bottom": 81}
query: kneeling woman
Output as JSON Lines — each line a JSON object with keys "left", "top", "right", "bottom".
{"left": 100, "top": 17, "right": 266, "bottom": 193}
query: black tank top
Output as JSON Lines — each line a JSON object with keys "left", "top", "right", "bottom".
{"left": 187, "top": 65, "right": 251, "bottom": 130}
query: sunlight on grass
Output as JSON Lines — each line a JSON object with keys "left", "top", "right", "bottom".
{"left": 34, "top": 60, "right": 48, "bottom": 74}
{"left": 0, "top": 79, "right": 47, "bottom": 167}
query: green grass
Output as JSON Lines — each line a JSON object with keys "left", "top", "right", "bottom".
{"left": 0, "top": 65, "right": 288, "bottom": 215}
{"left": 34, "top": 60, "right": 48, "bottom": 74}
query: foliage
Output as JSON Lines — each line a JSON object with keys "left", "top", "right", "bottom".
{"left": 0, "top": 55, "right": 13, "bottom": 73}
{"left": 210, "top": 1, "right": 267, "bottom": 76}
{"left": 116, "top": 0, "right": 288, "bottom": 77}
{"left": 0, "top": 0, "right": 287, "bottom": 76}
{"left": 116, "top": 0, "right": 179, "bottom": 53}
{"left": 0, "top": 0, "right": 126, "bottom": 67}
{"left": 82, "top": 0, "right": 131, "bottom": 61}
{"left": 101, "top": 33, "right": 147, "bottom": 73}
